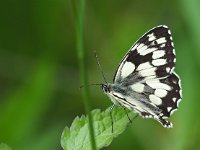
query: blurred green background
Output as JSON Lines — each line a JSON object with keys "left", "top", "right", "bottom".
{"left": 0, "top": 0, "right": 199, "bottom": 149}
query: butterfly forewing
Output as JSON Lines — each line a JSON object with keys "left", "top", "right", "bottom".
{"left": 113, "top": 25, "right": 175, "bottom": 84}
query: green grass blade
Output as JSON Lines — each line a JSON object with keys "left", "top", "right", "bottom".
{"left": 71, "top": 0, "right": 97, "bottom": 149}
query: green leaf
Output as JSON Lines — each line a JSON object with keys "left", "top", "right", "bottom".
{"left": 0, "top": 143, "right": 12, "bottom": 150}
{"left": 61, "top": 106, "right": 136, "bottom": 150}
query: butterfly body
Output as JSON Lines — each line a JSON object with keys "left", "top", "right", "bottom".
{"left": 101, "top": 25, "right": 182, "bottom": 128}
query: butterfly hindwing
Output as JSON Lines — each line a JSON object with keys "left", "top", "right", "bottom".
{"left": 113, "top": 25, "right": 175, "bottom": 84}
{"left": 155, "top": 73, "right": 182, "bottom": 118}
{"left": 120, "top": 72, "right": 181, "bottom": 128}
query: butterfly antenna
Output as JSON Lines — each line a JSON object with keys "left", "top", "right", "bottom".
{"left": 94, "top": 50, "right": 108, "bottom": 84}
{"left": 79, "top": 83, "right": 103, "bottom": 89}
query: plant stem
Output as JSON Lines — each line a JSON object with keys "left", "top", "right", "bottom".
{"left": 71, "top": 0, "right": 97, "bottom": 149}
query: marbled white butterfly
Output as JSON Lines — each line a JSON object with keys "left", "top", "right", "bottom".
{"left": 99, "top": 25, "right": 182, "bottom": 128}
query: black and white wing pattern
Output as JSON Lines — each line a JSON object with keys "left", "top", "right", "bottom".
{"left": 114, "top": 25, "right": 175, "bottom": 83}
{"left": 112, "top": 25, "right": 182, "bottom": 128}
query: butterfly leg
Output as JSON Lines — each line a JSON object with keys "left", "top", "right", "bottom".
{"left": 132, "top": 113, "right": 139, "bottom": 121}
{"left": 123, "top": 107, "right": 132, "bottom": 123}
{"left": 123, "top": 108, "right": 139, "bottom": 123}
{"left": 110, "top": 104, "right": 115, "bottom": 133}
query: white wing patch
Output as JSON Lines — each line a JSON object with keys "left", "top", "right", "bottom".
{"left": 172, "top": 97, "right": 176, "bottom": 102}
{"left": 149, "top": 94, "right": 162, "bottom": 105}
{"left": 147, "top": 33, "right": 156, "bottom": 41}
{"left": 131, "top": 43, "right": 139, "bottom": 51}
{"left": 131, "top": 83, "right": 145, "bottom": 93}
{"left": 160, "top": 43, "right": 165, "bottom": 48}
{"left": 136, "top": 62, "right": 153, "bottom": 71}
{"left": 167, "top": 107, "right": 172, "bottom": 112}
{"left": 155, "top": 89, "right": 167, "bottom": 98}
{"left": 121, "top": 62, "right": 135, "bottom": 78}
{"left": 146, "top": 79, "right": 171, "bottom": 90}
{"left": 152, "top": 59, "right": 167, "bottom": 66}
{"left": 152, "top": 50, "right": 165, "bottom": 59}
{"left": 140, "top": 47, "right": 157, "bottom": 56}
{"left": 166, "top": 67, "right": 171, "bottom": 73}
{"left": 139, "top": 67, "right": 156, "bottom": 77}
{"left": 137, "top": 44, "right": 148, "bottom": 53}
{"left": 156, "top": 37, "right": 166, "bottom": 44}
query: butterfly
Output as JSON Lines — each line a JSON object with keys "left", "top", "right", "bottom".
{"left": 99, "top": 25, "right": 182, "bottom": 128}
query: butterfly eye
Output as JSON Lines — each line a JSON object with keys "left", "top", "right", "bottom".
{"left": 102, "top": 84, "right": 110, "bottom": 93}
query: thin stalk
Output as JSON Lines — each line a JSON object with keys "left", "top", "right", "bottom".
{"left": 71, "top": 0, "right": 97, "bottom": 150}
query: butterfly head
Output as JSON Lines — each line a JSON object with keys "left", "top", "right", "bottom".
{"left": 101, "top": 84, "right": 111, "bottom": 93}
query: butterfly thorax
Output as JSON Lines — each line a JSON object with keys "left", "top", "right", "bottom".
{"left": 102, "top": 83, "right": 123, "bottom": 105}
{"left": 102, "top": 83, "right": 132, "bottom": 106}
